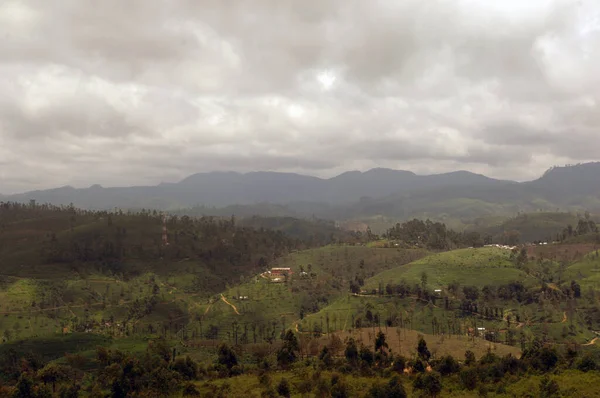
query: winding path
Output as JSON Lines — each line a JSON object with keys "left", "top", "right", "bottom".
{"left": 584, "top": 337, "right": 598, "bottom": 346}
{"left": 220, "top": 294, "right": 240, "bottom": 315}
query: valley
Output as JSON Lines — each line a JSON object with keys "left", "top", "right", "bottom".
{"left": 1, "top": 200, "right": 600, "bottom": 396}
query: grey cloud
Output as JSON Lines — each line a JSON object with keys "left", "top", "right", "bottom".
{"left": 0, "top": 0, "right": 599, "bottom": 193}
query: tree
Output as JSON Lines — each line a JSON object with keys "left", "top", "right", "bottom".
{"left": 539, "top": 376, "right": 560, "bottom": 398}
{"left": 420, "top": 272, "right": 428, "bottom": 290}
{"left": 217, "top": 343, "right": 238, "bottom": 370}
{"left": 577, "top": 355, "right": 597, "bottom": 372}
{"left": 172, "top": 356, "right": 198, "bottom": 380}
{"left": 359, "top": 346, "right": 374, "bottom": 367}
{"left": 148, "top": 337, "right": 172, "bottom": 363}
{"left": 464, "top": 350, "right": 476, "bottom": 366}
{"left": 463, "top": 286, "right": 479, "bottom": 301}
{"left": 277, "top": 330, "right": 299, "bottom": 368}
{"left": 459, "top": 368, "right": 478, "bottom": 390}
{"left": 417, "top": 337, "right": 431, "bottom": 361}
{"left": 345, "top": 338, "right": 359, "bottom": 365}
{"left": 12, "top": 374, "right": 34, "bottom": 398}
{"left": 38, "top": 363, "right": 70, "bottom": 393}
{"left": 571, "top": 280, "right": 581, "bottom": 298}
{"left": 367, "top": 376, "right": 407, "bottom": 398}
{"left": 413, "top": 372, "right": 442, "bottom": 397}
{"left": 330, "top": 374, "right": 349, "bottom": 398}
{"left": 436, "top": 355, "right": 459, "bottom": 376}
{"left": 375, "top": 331, "right": 388, "bottom": 353}
{"left": 319, "top": 346, "right": 333, "bottom": 368}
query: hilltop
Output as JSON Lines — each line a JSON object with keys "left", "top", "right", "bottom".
{"left": 5, "top": 163, "right": 600, "bottom": 225}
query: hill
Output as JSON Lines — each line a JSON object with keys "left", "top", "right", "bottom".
{"left": 364, "top": 247, "right": 533, "bottom": 291}
{"left": 298, "top": 244, "right": 600, "bottom": 355}
{"left": 0, "top": 202, "right": 300, "bottom": 290}
{"left": 191, "top": 245, "right": 429, "bottom": 342}
{"left": 3, "top": 168, "right": 508, "bottom": 211}
{"left": 6, "top": 163, "right": 600, "bottom": 229}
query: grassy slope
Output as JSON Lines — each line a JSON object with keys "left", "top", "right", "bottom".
{"left": 563, "top": 251, "right": 600, "bottom": 290}
{"left": 0, "top": 245, "right": 428, "bottom": 344}
{"left": 300, "top": 246, "right": 600, "bottom": 349}
{"left": 193, "top": 246, "right": 429, "bottom": 340}
{"left": 364, "top": 247, "right": 533, "bottom": 290}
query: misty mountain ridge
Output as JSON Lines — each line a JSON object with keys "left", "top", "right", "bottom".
{"left": 3, "top": 168, "right": 509, "bottom": 208}
{"left": 3, "top": 163, "right": 600, "bottom": 222}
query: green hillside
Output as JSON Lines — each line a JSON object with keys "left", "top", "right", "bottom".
{"left": 3, "top": 204, "right": 600, "bottom": 397}
{"left": 188, "top": 245, "right": 429, "bottom": 342}
{"left": 563, "top": 250, "right": 600, "bottom": 290}
{"left": 364, "top": 247, "right": 532, "bottom": 290}
{"left": 0, "top": 202, "right": 300, "bottom": 286}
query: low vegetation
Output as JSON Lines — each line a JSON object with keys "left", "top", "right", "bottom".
{"left": 2, "top": 202, "right": 600, "bottom": 396}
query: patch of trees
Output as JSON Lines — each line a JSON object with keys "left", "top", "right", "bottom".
{"left": 557, "top": 214, "right": 599, "bottom": 242}
{"left": 0, "top": 201, "right": 307, "bottom": 294}
{"left": 386, "top": 219, "right": 488, "bottom": 250}
{"left": 1, "top": 330, "right": 599, "bottom": 397}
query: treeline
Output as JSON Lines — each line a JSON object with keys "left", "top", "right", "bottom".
{"left": 385, "top": 219, "right": 490, "bottom": 250}
{"left": 0, "top": 201, "right": 305, "bottom": 294}
{"left": 557, "top": 216, "right": 599, "bottom": 242}
{"left": 238, "top": 216, "right": 366, "bottom": 246}
{"left": 1, "top": 330, "right": 599, "bottom": 397}
{"left": 347, "top": 275, "right": 595, "bottom": 345}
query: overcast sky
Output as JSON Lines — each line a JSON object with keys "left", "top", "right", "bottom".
{"left": 1, "top": 0, "right": 599, "bottom": 193}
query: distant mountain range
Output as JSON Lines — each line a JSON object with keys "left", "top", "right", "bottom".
{"left": 3, "top": 163, "right": 600, "bottom": 223}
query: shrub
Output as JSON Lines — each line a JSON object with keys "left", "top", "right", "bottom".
{"left": 276, "top": 378, "right": 291, "bottom": 397}
{"left": 576, "top": 355, "right": 597, "bottom": 372}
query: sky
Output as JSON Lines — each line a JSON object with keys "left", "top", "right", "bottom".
{"left": 0, "top": 0, "right": 599, "bottom": 194}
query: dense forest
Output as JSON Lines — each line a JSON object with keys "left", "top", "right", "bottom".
{"left": 0, "top": 201, "right": 304, "bottom": 294}
{"left": 384, "top": 219, "right": 490, "bottom": 250}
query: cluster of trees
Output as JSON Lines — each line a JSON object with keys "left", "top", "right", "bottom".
{"left": 385, "top": 219, "right": 490, "bottom": 250}
{"left": 238, "top": 216, "right": 369, "bottom": 246}
{"left": 0, "top": 201, "right": 310, "bottom": 295}
{"left": 558, "top": 215, "right": 599, "bottom": 242}
{"left": 2, "top": 330, "right": 598, "bottom": 397}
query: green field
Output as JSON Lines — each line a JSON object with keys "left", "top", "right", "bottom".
{"left": 563, "top": 251, "right": 600, "bottom": 290}
{"left": 364, "top": 247, "right": 532, "bottom": 290}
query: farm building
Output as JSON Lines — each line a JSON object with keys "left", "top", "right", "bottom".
{"left": 270, "top": 267, "right": 292, "bottom": 276}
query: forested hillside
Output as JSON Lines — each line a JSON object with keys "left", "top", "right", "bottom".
{"left": 0, "top": 202, "right": 301, "bottom": 293}
{"left": 466, "top": 212, "right": 600, "bottom": 244}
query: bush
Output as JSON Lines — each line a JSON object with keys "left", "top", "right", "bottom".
{"left": 436, "top": 355, "right": 459, "bottom": 376}
{"left": 413, "top": 372, "right": 442, "bottom": 397}
{"left": 182, "top": 382, "right": 201, "bottom": 397}
{"left": 539, "top": 376, "right": 560, "bottom": 398}
{"left": 328, "top": 373, "right": 351, "bottom": 397}
{"left": 576, "top": 355, "right": 597, "bottom": 372}
{"left": 230, "top": 364, "right": 243, "bottom": 376}
{"left": 460, "top": 368, "right": 478, "bottom": 390}
{"left": 258, "top": 372, "right": 272, "bottom": 388}
{"left": 276, "top": 378, "right": 291, "bottom": 397}
{"left": 391, "top": 356, "right": 406, "bottom": 374}
{"left": 464, "top": 350, "right": 476, "bottom": 366}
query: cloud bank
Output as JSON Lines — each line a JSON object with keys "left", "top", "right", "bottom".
{"left": 0, "top": 0, "right": 599, "bottom": 193}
